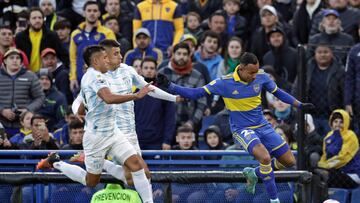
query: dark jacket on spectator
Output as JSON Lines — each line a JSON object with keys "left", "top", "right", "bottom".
{"left": 293, "top": 58, "right": 345, "bottom": 116}
{"left": 345, "top": 43, "right": 360, "bottom": 105}
{"left": 52, "top": 63, "right": 73, "bottom": 104}
{"left": 15, "top": 27, "right": 69, "bottom": 67}
{"left": 0, "top": 67, "right": 45, "bottom": 129}
{"left": 292, "top": 0, "right": 324, "bottom": 44}
{"left": 19, "top": 133, "right": 59, "bottom": 150}
{"left": 186, "top": 0, "right": 223, "bottom": 21}
{"left": 37, "top": 87, "right": 67, "bottom": 132}
{"left": 213, "top": 109, "right": 232, "bottom": 145}
{"left": 263, "top": 41, "right": 297, "bottom": 84}
{"left": 134, "top": 90, "right": 176, "bottom": 150}
{"left": 250, "top": 23, "right": 294, "bottom": 65}
{"left": 309, "top": 7, "right": 360, "bottom": 42}
{"left": 307, "top": 32, "right": 354, "bottom": 65}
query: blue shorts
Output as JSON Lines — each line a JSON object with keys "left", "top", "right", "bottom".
{"left": 233, "top": 123, "right": 289, "bottom": 158}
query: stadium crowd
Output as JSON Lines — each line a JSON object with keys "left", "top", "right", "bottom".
{"left": 0, "top": 0, "right": 360, "bottom": 201}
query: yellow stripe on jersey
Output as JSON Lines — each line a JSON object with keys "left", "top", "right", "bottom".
{"left": 223, "top": 94, "right": 261, "bottom": 111}
{"left": 203, "top": 86, "right": 211, "bottom": 95}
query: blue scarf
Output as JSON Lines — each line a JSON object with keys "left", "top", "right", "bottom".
{"left": 275, "top": 108, "right": 291, "bottom": 120}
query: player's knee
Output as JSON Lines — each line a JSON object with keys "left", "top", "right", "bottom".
{"left": 259, "top": 154, "right": 271, "bottom": 164}
{"left": 125, "top": 155, "right": 143, "bottom": 172}
{"left": 86, "top": 179, "right": 99, "bottom": 187}
{"left": 285, "top": 156, "right": 296, "bottom": 168}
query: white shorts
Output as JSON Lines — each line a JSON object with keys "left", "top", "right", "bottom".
{"left": 83, "top": 128, "right": 137, "bottom": 174}
{"left": 124, "top": 133, "right": 141, "bottom": 155}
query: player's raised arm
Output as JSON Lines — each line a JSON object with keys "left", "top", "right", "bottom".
{"left": 270, "top": 86, "right": 315, "bottom": 112}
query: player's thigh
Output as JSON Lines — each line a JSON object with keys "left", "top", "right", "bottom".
{"left": 83, "top": 131, "right": 110, "bottom": 175}
{"left": 108, "top": 134, "right": 138, "bottom": 167}
{"left": 258, "top": 124, "right": 289, "bottom": 158}
{"left": 125, "top": 133, "right": 142, "bottom": 156}
{"left": 233, "top": 128, "right": 262, "bottom": 156}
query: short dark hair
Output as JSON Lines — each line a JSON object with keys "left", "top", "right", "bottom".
{"left": 103, "top": 15, "right": 118, "bottom": 25}
{"left": 83, "top": 45, "right": 105, "bottom": 67}
{"left": 83, "top": 1, "right": 100, "bottom": 11}
{"left": 53, "top": 19, "right": 71, "bottom": 30}
{"left": 200, "top": 30, "right": 220, "bottom": 49}
{"left": 176, "top": 125, "right": 193, "bottom": 135}
{"left": 30, "top": 114, "right": 46, "bottom": 125}
{"left": 99, "top": 39, "right": 121, "bottom": 48}
{"left": 141, "top": 56, "right": 157, "bottom": 68}
{"left": 29, "top": 7, "right": 44, "bottom": 19}
{"left": 69, "top": 119, "right": 84, "bottom": 130}
{"left": 209, "top": 10, "right": 227, "bottom": 22}
{"left": 173, "top": 42, "right": 190, "bottom": 54}
{"left": 17, "top": 10, "right": 29, "bottom": 20}
{"left": 0, "top": 25, "right": 12, "bottom": 32}
{"left": 240, "top": 52, "right": 258, "bottom": 66}
{"left": 330, "top": 112, "right": 343, "bottom": 124}
{"left": 186, "top": 12, "right": 201, "bottom": 23}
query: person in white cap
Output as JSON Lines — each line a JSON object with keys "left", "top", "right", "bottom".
{"left": 39, "top": 0, "right": 62, "bottom": 31}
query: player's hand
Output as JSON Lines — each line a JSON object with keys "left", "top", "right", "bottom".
{"left": 300, "top": 103, "right": 315, "bottom": 112}
{"left": 156, "top": 73, "right": 171, "bottom": 89}
{"left": 135, "top": 83, "right": 154, "bottom": 99}
{"left": 175, "top": 96, "right": 184, "bottom": 103}
{"left": 346, "top": 105, "right": 353, "bottom": 116}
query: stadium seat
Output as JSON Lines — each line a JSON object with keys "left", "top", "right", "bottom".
{"left": 328, "top": 188, "right": 350, "bottom": 203}
{"left": 350, "top": 187, "right": 360, "bottom": 203}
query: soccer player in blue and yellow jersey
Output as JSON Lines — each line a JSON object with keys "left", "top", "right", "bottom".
{"left": 157, "top": 52, "right": 315, "bottom": 203}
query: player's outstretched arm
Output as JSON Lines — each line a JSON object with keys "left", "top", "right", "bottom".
{"left": 98, "top": 84, "right": 154, "bottom": 104}
{"left": 272, "top": 88, "right": 315, "bottom": 112}
{"left": 156, "top": 73, "right": 207, "bottom": 100}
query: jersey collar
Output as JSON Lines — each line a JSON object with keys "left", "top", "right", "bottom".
{"left": 232, "top": 66, "right": 248, "bottom": 84}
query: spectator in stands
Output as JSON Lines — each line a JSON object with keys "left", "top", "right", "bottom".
{"left": 40, "top": 48, "right": 73, "bottom": 104}
{"left": 186, "top": 0, "right": 223, "bottom": 21}
{"left": 218, "top": 36, "right": 243, "bottom": 77}
{"left": 102, "top": 16, "right": 131, "bottom": 57}
{"left": 61, "top": 119, "right": 84, "bottom": 150}
{"left": 0, "top": 25, "right": 29, "bottom": 68}
{"left": 310, "top": 0, "right": 360, "bottom": 42}
{"left": 19, "top": 114, "right": 59, "bottom": 150}
{"left": 9, "top": 111, "right": 34, "bottom": 148}
{"left": 263, "top": 26, "right": 297, "bottom": 84}
{"left": 345, "top": 26, "right": 360, "bottom": 136}
{"left": 15, "top": 7, "right": 69, "bottom": 73}
{"left": 1, "top": 0, "right": 28, "bottom": 28}
{"left": 36, "top": 68, "right": 67, "bottom": 132}
{"left": 204, "top": 125, "right": 228, "bottom": 159}
{"left": 134, "top": 57, "right": 176, "bottom": 150}
{"left": 275, "top": 123, "right": 297, "bottom": 150}
{"left": 56, "top": 0, "right": 86, "bottom": 31}
{"left": 292, "top": 0, "right": 324, "bottom": 45}
{"left": 69, "top": 1, "right": 116, "bottom": 92}
{"left": 53, "top": 19, "right": 72, "bottom": 53}
{"left": 132, "top": 58, "right": 142, "bottom": 74}
{"left": 53, "top": 107, "right": 76, "bottom": 146}
{"left": 223, "top": 0, "right": 248, "bottom": 40}
{"left": 273, "top": 97, "right": 296, "bottom": 131}
{"left": 159, "top": 34, "right": 211, "bottom": 86}
{"left": 264, "top": 109, "right": 278, "bottom": 128}
{"left": 349, "top": 0, "right": 360, "bottom": 8}
{"left": 250, "top": 5, "right": 294, "bottom": 64}
{"left": 0, "top": 48, "right": 44, "bottom": 137}
{"left": 194, "top": 30, "right": 223, "bottom": 81}
{"left": 296, "top": 43, "right": 345, "bottom": 136}
{"left": 101, "top": 0, "right": 133, "bottom": 42}
{"left": 307, "top": 9, "right": 354, "bottom": 65}
{"left": 124, "top": 28, "right": 163, "bottom": 67}
{"left": 0, "top": 122, "right": 11, "bottom": 149}
{"left": 39, "top": 0, "right": 62, "bottom": 31}
{"left": 318, "top": 109, "right": 360, "bottom": 189}
{"left": 14, "top": 10, "right": 29, "bottom": 35}
{"left": 184, "top": 12, "right": 204, "bottom": 41}
{"left": 213, "top": 108, "right": 232, "bottom": 145}
{"left": 158, "top": 43, "right": 207, "bottom": 134}
{"left": 133, "top": 0, "right": 184, "bottom": 57}
{"left": 208, "top": 11, "right": 229, "bottom": 50}
{"left": 302, "top": 114, "right": 323, "bottom": 170}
